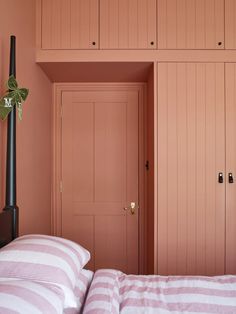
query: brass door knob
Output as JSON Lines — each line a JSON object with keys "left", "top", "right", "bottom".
{"left": 130, "top": 202, "right": 136, "bottom": 215}
{"left": 123, "top": 202, "right": 137, "bottom": 215}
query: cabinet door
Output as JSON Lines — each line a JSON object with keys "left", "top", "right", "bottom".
{"left": 157, "top": 63, "right": 225, "bottom": 275}
{"left": 158, "top": 0, "right": 224, "bottom": 49}
{"left": 100, "top": 0, "right": 156, "bottom": 49}
{"left": 41, "top": 0, "right": 99, "bottom": 49}
{"left": 225, "top": 64, "right": 236, "bottom": 274}
{"left": 225, "top": 0, "right": 236, "bottom": 49}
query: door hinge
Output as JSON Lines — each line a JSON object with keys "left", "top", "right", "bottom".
{"left": 61, "top": 106, "right": 63, "bottom": 118}
{"left": 60, "top": 181, "right": 63, "bottom": 193}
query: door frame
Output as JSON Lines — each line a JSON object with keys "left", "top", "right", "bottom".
{"left": 52, "top": 82, "right": 147, "bottom": 273}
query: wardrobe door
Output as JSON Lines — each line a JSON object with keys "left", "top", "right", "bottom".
{"left": 225, "top": 64, "right": 236, "bottom": 274}
{"left": 158, "top": 0, "right": 224, "bottom": 49}
{"left": 100, "top": 0, "right": 156, "bottom": 49}
{"left": 41, "top": 0, "right": 99, "bottom": 49}
{"left": 157, "top": 63, "right": 225, "bottom": 275}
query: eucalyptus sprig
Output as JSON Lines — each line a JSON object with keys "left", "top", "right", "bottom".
{"left": 0, "top": 75, "right": 29, "bottom": 120}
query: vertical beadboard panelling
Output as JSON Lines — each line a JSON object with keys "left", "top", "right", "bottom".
{"left": 157, "top": 0, "right": 224, "bottom": 49}
{"left": 61, "top": 0, "right": 71, "bottom": 48}
{"left": 195, "top": 64, "right": 206, "bottom": 275}
{"left": 100, "top": 0, "right": 156, "bottom": 49}
{"left": 51, "top": 0, "right": 61, "bottom": 48}
{"left": 214, "top": 64, "right": 225, "bottom": 275}
{"left": 42, "top": 0, "right": 99, "bottom": 49}
{"left": 166, "top": 64, "right": 178, "bottom": 274}
{"left": 157, "top": 63, "right": 225, "bottom": 275}
{"left": 225, "top": 64, "right": 236, "bottom": 274}
{"left": 157, "top": 63, "right": 168, "bottom": 274}
{"left": 176, "top": 64, "right": 187, "bottom": 274}
{"left": 225, "top": 0, "right": 236, "bottom": 49}
{"left": 186, "top": 64, "right": 197, "bottom": 274}
{"left": 41, "top": 0, "right": 52, "bottom": 48}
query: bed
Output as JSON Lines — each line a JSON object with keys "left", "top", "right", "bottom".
{"left": 0, "top": 212, "right": 236, "bottom": 314}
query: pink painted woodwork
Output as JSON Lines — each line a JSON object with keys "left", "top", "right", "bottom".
{"left": 61, "top": 89, "right": 140, "bottom": 273}
{"left": 39, "top": 62, "right": 153, "bottom": 83}
{"left": 41, "top": 0, "right": 99, "bottom": 49}
{"left": 225, "top": 0, "right": 236, "bottom": 49}
{"left": 225, "top": 64, "right": 236, "bottom": 274}
{"left": 100, "top": 0, "right": 156, "bottom": 49}
{"left": 157, "top": 63, "right": 225, "bottom": 275}
{"left": 146, "top": 67, "right": 155, "bottom": 274}
{"left": 158, "top": 0, "right": 224, "bottom": 49}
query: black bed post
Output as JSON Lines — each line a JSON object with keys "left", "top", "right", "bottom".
{"left": 3, "top": 35, "right": 19, "bottom": 240}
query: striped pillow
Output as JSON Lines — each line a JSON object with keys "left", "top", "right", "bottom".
{"left": 0, "top": 279, "right": 65, "bottom": 314}
{"left": 0, "top": 234, "right": 90, "bottom": 307}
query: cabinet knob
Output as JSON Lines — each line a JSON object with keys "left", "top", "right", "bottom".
{"left": 229, "top": 173, "right": 234, "bottom": 184}
{"left": 218, "top": 172, "right": 224, "bottom": 183}
{"left": 150, "top": 41, "right": 154, "bottom": 46}
{"left": 92, "top": 41, "right": 96, "bottom": 46}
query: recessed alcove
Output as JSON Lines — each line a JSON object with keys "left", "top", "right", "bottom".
{"left": 38, "top": 60, "right": 155, "bottom": 274}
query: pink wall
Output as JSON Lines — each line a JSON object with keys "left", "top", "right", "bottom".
{"left": 0, "top": 0, "right": 52, "bottom": 235}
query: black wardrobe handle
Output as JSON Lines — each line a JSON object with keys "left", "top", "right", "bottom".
{"left": 229, "top": 173, "right": 234, "bottom": 184}
{"left": 218, "top": 172, "right": 224, "bottom": 183}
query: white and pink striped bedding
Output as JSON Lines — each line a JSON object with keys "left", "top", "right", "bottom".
{"left": 0, "top": 234, "right": 90, "bottom": 308}
{"left": 83, "top": 269, "right": 236, "bottom": 314}
{"left": 0, "top": 279, "right": 65, "bottom": 314}
{"left": 0, "top": 269, "right": 93, "bottom": 314}
{"left": 2, "top": 235, "right": 236, "bottom": 313}
{"left": 83, "top": 269, "right": 120, "bottom": 314}
{"left": 65, "top": 269, "right": 94, "bottom": 314}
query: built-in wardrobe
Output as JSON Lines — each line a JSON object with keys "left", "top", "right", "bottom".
{"left": 157, "top": 63, "right": 236, "bottom": 275}
{"left": 36, "top": 0, "right": 236, "bottom": 275}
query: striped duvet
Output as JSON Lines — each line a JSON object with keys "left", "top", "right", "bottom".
{"left": 83, "top": 269, "right": 236, "bottom": 314}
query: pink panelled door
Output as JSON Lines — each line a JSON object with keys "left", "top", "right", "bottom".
{"left": 158, "top": 63, "right": 225, "bottom": 275}
{"left": 225, "top": 64, "right": 236, "bottom": 274}
{"left": 61, "top": 90, "right": 139, "bottom": 273}
{"left": 100, "top": 0, "right": 156, "bottom": 49}
{"left": 158, "top": 0, "right": 224, "bottom": 49}
{"left": 41, "top": 0, "right": 98, "bottom": 49}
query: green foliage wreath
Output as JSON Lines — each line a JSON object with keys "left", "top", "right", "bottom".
{"left": 0, "top": 76, "right": 29, "bottom": 120}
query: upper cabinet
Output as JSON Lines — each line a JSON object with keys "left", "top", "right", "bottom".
{"left": 100, "top": 0, "right": 157, "bottom": 49}
{"left": 38, "top": 0, "right": 156, "bottom": 50}
{"left": 41, "top": 0, "right": 99, "bottom": 49}
{"left": 225, "top": 0, "right": 236, "bottom": 49}
{"left": 157, "top": 0, "right": 224, "bottom": 49}
{"left": 37, "top": 0, "right": 236, "bottom": 51}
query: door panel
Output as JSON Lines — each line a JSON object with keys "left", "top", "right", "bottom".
{"left": 225, "top": 64, "right": 236, "bottom": 274}
{"left": 225, "top": 0, "right": 236, "bottom": 49}
{"left": 61, "top": 90, "right": 139, "bottom": 273}
{"left": 42, "top": 0, "right": 99, "bottom": 49}
{"left": 157, "top": 63, "right": 225, "bottom": 275}
{"left": 158, "top": 0, "right": 224, "bottom": 49}
{"left": 100, "top": 0, "right": 156, "bottom": 49}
